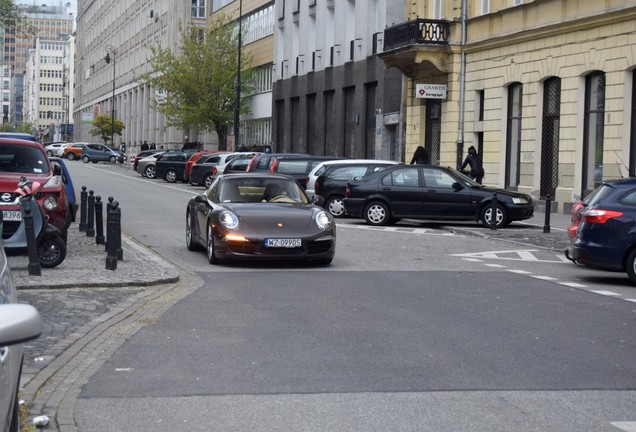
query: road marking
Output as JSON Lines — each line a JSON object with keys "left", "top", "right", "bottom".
{"left": 484, "top": 263, "right": 505, "bottom": 268}
{"left": 531, "top": 275, "right": 558, "bottom": 281}
{"left": 507, "top": 269, "right": 532, "bottom": 274}
{"left": 453, "top": 249, "right": 565, "bottom": 263}
{"left": 558, "top": 282, "right": 588, "bottom": 288}
{"left": 590, "top": 290, "right": 621, "bottom": 296}
{"left": 339, "top": 223, "right": 460, "bottom": 236}
{"left": 611, "top": 422, "right": 636, "bottom": 432}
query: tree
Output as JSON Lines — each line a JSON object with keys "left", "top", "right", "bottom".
{"left": 89, "top": 114, "right": 124, "bottom": 145}
{"left": 141, "top": 14, "right": 253, "bottom": 150}
{"left": 0, "top": 0, "right": 35, "bottom": 35}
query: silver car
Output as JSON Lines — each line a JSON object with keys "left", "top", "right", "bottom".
{"left": 0, "top": 244, "right": 42, "bottom": 432}
{"left": 135, "top": 151, "right": 165, "bottom": 178}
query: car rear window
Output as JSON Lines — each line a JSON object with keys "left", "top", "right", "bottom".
{"left": 275, "top": 160, "right": 310, "bottom": 175}
{"left": 0, "top": 144, "right": 50, "bottom": 174}
{"left": 328, "top": 166, "right": 368, "bottom": 180}
{"left": 583, "top": 184, "right": 613, "bottom": 206}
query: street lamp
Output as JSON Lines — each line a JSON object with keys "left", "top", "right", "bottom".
{"left": 233, "top": 0, "right": 243, "bottom": 150}
{"left": 104, "top": 45, "right": 116, "bottom": 147}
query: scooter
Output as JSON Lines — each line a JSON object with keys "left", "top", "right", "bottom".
{"left": 0, "top": 177, "right": 67, "bottom": 268}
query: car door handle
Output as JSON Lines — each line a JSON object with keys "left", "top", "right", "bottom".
{"left": 426, "top": 189, "right": 436, "bottom": 193}
{"left": 382, "top": 187, "right": 391, "bottom": 191}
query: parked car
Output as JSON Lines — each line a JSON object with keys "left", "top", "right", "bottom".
{"left": 222, "top": 155, "right": 253, "bottom": 175}
{"left": 154, "top": 150, "right": 197, "bottom": 183}
{"left": 183, "top": 151, "right": 217, "bottom": 183}
{"left": 269, "top": 156, "right": 345, "bottom": 188}
{"left": 344, "top": 165, "right": 535, "bottom": 227}
{"left": 0, "top": 138, "right": 74, "bottom": 241}
{"left": 186, "top": 173, "right": 335, "bottom": 264}
{"left": 306, "top": 159, "right": 398, "bottom": 199}
{"left": 0, "top": 244, "right": 42, "bottom": 432}
{"left": 190, "top": 152, "right": 260, "bottom": 188}
{"left": 136, "top": 152, "right": 165, "bottom": 178}
{"left": 62, "top": 143, "right": 88, "bottom": 160}
{"left": 0, "top": 132, "right": 38, "bottom": 142}
{"left": 81, "top": 143, "right": 126, "bottom": 164}
{"left": 44, "top": 141, "right": 70, "bottom": 157}
{"left": 314, "top": 160, "right": 400, "bottom": 217}
{"left": 49, "top": 156, "right": 78, "bottom": 223}
{"left": 245, "top": 153, "right": 308, "bottom": 173}
{"left": 131, "top": 150, "right": 161, "bottom": 172}
{"left": 565, "top": 177, "right": 636, "bottom": 285}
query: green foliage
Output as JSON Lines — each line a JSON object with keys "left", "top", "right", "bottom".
{"left": 16, "top": 121, "right": 36, "bottom": 134}
{"left": 141, "top": 14, "right": 254, "bottom": 150}
{"left": 0, "top": 0, "right": 36, "bottom": 35}
{"left": 89, "top": 114, "right": 125, "bottom": 144}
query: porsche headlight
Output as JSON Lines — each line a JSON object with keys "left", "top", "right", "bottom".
{"left": 315, "top": 211, "right": 332, "bottom": 230}
{"left": 512, "top": 197, "right": 529, "bottom": 204}
{"left": 219, "top": 211, "right": 239, "bottom": 230}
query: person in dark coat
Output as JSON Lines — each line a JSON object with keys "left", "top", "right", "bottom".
{"left": 410, "top": 146, "right": 430, "bottom": 165}
{"left": 461, "top": 145, "right": 484, "bottom": 184}
{"left": 141, "top": 140, "right": 149, "bottom": 151}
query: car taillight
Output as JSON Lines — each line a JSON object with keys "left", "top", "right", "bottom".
{"left": 246, "top": 157, "right": 256, "bottom": 172}
{"left": 581, "top": 209, "right": 624, "bottom": 224}
{"left": 269, "top": 159, "right": 278, "bottom": 173}
{"left": 567, "top": 201, "right": 584, "bottom": 240}
{"left": 315, "top": 181, "right": 320, "bottom": 192}
{"left": 212, "top": 166, "right": 217, "bottom": 176}
{"left": 345, "top": 185, "right": 351, "bottom": 198}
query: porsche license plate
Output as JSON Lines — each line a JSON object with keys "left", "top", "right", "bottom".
{"left": 2, "top": 210, "right": 22, "bottom": 221}
{"left": 265, "top": 238, "right": 301, "bottom": 248}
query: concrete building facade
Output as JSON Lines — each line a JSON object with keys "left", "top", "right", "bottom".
{"left": 24, "top": 35, "right": 75, "bottom": 141}
{"left": 272, "top": 0, "right": 406, "bottom": 160}
{"left": 211, "top": 0, "right": 275, "bottom": 150}
{"left": 74, "top": 0, "right": 210, "bottom": 153}
{"left": 381, "top": 0, "right": 636, "bottom": 213}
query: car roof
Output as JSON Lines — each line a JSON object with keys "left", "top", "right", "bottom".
{"left": 0, "top": 137, "right": 44, "bottom": 148}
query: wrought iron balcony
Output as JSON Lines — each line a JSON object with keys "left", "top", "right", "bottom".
{"left": 383, "top": 19, "right": 450, "bottom": 52}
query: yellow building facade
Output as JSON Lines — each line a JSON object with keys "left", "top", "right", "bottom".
{"left": 382, "top": 0, "right": 636, "bottom": 213}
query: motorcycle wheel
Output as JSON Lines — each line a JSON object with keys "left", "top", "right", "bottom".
{"left": 37, "top": 235, "right": 67, "bottom": 268}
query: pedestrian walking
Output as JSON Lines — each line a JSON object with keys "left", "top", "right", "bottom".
{"left": 410, "top": 146, "right": 430, "bottom": 165}
{"left": 141, "top": 140, "right": 149, "bottom": 151}
{"left": 460, "top": 145, "right": 484, "bottom": 184}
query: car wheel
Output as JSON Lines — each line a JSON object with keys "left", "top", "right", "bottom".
{"left": 82, "top": 155, "right": 90, "bottom": 163}
{"left": 204, "top": 174, "right": 215, "bottom": 189}
{"left": 626, "top": 249, "right": 636, "bottom": 285}
{"left": 186, "top": 210, "right": 202, "bottom": 251}
{"left": 364, "top": 201, "right": 391, "bottom": 226}
{"left": 206, "top": 222, "right": 219, "bottom": 264}
{"left": 37, "top": 235, "right": 67, "bottom": 268}
{"left": 46, "top": 149, "right": 53, "bottom": 156}
{"left": 67, "top": 153, "right": 75, "bottom": 161}
{"left": 165, "top": 169, "right": 177, "bottom": 183}
{"left": 109, "top": 155, "right": 116, "bottom": 163}
{"left": 145, "top": 165, "right": 156, "bottom": 179}
{"left": 480, "top": 203, "right": 508, "bottom": 228}
{"left": 326, "top": 195, "right": 346, "bottom": 218}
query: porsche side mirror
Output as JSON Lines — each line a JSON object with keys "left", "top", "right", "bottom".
{"left": 194, "top": 194, "right": 207, "bottom": 204}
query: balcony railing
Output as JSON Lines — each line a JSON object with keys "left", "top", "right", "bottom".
{"left": 383, "top": 19, "right": 450, "bottom": 52}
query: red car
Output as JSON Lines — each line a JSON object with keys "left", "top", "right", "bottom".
{"left": 0, "top": 138, "right": 72, "bottom": 241}
{"left": 183, "top": 151, "right": 225, "bottom": 182}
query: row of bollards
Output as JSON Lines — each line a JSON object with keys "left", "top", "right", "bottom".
{"left": 78, "top": 186, "right": 123, "bottom": 270}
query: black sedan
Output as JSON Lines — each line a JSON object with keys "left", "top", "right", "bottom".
{"left": 186, "top": 174, "right": 336, "bottom": 264}
{"left": 344, "top": 165, "right": 534, "bottom": 227}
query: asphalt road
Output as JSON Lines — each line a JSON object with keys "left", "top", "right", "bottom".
{"left": 56, "top": 162, "right": 636, "bottom": 431}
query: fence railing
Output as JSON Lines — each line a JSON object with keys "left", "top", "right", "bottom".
{"left": 383, "top": 19, "right": 450, "bottom": 51}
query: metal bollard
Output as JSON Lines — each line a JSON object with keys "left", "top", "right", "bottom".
{"left": 105, "top": 201, "right": 119, "bottom": 270}
{"left": 86, "top": 190, "right": 95, "bottom": 237}
{"left": 95, "top": 196, "right": 105, "bottom": 245}
{"left": 490, "top": 192, "right": 498, "bottom": 231}
{"left": 79, "top": 186, "right": 88, "bottom": 232}
{"left": 543, "top": 193, "right": 552, "bottom": 233}
{"left": 115, "top": 201, "right": 123, "bottom": 260}
{"left": 23, "top": 205, "right": 41, "bottom": 276}
{"left": 105, "top": 196, "right": 114, "bottom": 252}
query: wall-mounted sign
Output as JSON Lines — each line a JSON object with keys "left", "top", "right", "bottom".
{"left": 415, "top": 84, "right": 447, "bottom": 99}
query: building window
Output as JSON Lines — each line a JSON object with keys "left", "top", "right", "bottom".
{"left": 582, "top": 71, "right": 605, "bottom": 196}
{"left": 192, "top": 0, "right": 205, "bottom": 18}
{"left": 505, "top": 82, "right": 523, "bottom": 189}
{"left": 540, "top": 77, "right": 561, "bottom": 199}
{"left": 243, "top": 5, "right": 275, "bottom": 45}
{"left": 481, "top": 0, "right": 490, "bottom": 14}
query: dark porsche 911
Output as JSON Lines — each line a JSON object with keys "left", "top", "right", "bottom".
{"left": 344, "top": 165, "right": 535, "bottom": 228}
{"left": 186, "top": 174, "right": 336, "bottom": 264}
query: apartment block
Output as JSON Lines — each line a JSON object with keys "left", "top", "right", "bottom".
{"left": 272, "top": 0, "right": 405, "bottom": 160}
{"left": 381, "top": 0, "right": 636, "bottom": 213}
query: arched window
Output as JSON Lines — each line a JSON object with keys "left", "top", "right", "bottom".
{"left": 505, "top": 82, "right": 523, "bottom": 189}
{"left": 540, "top": 77, "right": 561, "bottom": 198}
{"left": 582, "top": 71, "right": 605, "bottom": 196}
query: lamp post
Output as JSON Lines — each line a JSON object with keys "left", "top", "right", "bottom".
{"left": 104, "top": 45, "right": 116, "bottom": 147}
{"left": 233, "top": 0, "right": 243, "bottom": 150}
{"left": 62, "top": 72, "right": 68, "bottom": 141}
